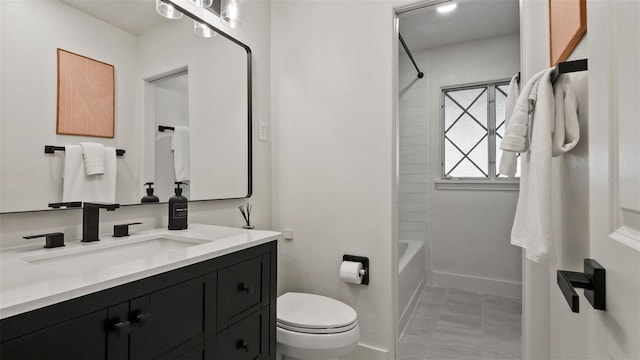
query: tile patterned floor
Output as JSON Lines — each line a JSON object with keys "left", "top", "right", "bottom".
{"left": 398, "top": 287, "right": 522, "bottom": 360}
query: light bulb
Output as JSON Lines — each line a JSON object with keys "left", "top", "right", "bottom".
{"left": 193, "top": 20, "right": 216, "bottom": 38}
{"left": 156, "top": 0, "right": 183, "bottom": 19}
{"left": 193, "top": 0, "right": 213, "bottom": 8}
{"left": 221, "top": 0, "right": 243, "bottom": 29}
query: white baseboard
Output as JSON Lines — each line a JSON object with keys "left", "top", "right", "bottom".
{"left": 432, "top": 271, "right": 521, "bottom": 298}
{"left": 341, "top": 342, "right": 390, "bottom": 360}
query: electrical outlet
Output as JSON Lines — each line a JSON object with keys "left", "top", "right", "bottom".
{"left": 283, "top": 229, "right": 293, "bottom": 240}
{"left": 258, "top": 121, "right": 268, "bottom": 141}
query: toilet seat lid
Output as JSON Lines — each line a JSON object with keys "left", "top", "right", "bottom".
{"left": 277, "top": 292, "right": 357, "bottom": 329}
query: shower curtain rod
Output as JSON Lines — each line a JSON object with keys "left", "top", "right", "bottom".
{"left": 399, "top": 33, "right": 424, "bottom": 79}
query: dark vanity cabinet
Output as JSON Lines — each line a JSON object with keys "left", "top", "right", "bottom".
{"left": 0, "top": 241, "right": 276, "bottom": 360}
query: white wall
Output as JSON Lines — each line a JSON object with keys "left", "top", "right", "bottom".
{"left": 426, "top": 34, "right": 522, "bottom": 297}
{"left": 0, "top": 1, "right": 271, "bottom": 248}
{"left": 519, "top": 1, "right": 590, "bottom": 358}
{"left": 270, "top": 1, "right": 402, "bottom": 356}
{"left": 398, "top": 50, "right": 431, "bottom": 277}
{"left": 0, "top": 0, "right": 140, "bottom": 212}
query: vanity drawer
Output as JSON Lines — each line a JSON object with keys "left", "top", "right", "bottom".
{"left": 206, "top": 307, "right": 269, "bottom": 360}
{"left": 217, "top": 255, "right": 269, "bottom": 329}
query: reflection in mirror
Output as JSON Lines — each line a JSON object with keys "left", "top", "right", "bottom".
{"left": 0, "top": 0, "right": 251, "bottom": 213}
{"left": 150, "top": 71, "right": 191, "bottom": 201}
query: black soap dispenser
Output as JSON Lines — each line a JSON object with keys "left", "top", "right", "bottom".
{"left": 141, "top": 182, "right": 160, "bottom": 203}
{"left": 168, "top": 182, "right": 188, "bottom": 230}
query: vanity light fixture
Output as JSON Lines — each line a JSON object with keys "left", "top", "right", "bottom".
{"left": 436, "top": 2, "right": 458, "bottom": 13}
{"left": 155, "top": 0, "right": 183, "bottom": 19}
{"left": 194, "top": 21, "right": 217, "bottom": 38}
{"left": 221, "top": 0, "right": 243, "bottom": 28}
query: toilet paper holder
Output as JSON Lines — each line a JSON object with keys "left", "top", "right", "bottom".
{"left": 343, "top": 255, "right": 369, "bottom": 285}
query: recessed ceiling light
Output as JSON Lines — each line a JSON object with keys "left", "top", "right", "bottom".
{"left": 436, "top": 3, "right": 458, "bottom": 13}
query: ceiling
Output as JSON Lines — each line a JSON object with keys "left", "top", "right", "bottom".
{"left": 399, "top": 0, "right": 520, "bottom": 51}
{"left": 61, "top": 0, "right": 172, "bottom": 35}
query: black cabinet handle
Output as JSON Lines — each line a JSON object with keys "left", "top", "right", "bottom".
{"left": 108, "top": 319, "right": 131, "bottom": 336}
{"left": 238, "top": 283, "right": 254, "bottom": 294}
{"left": 557, "top": 258, "right": 606, "bottom": 313}
{"left": 132, "top": 311, "right": 151, "bottom": 327}
{"left": 236, "top": 340, "right": 249, "bottom": 352}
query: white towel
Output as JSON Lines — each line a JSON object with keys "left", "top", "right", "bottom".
{"left": 510, "top": 69, "right": 580, "bottom": 265}
{"left": 62, "top": 145, "right": 85, "bottom": 202}
{"left": 500, "top": 70, "right": 549, "bottom": 153}
{"left": 552, "top": 76, "right": 580, "bottom": 156}
{"left": 171, "top": 126, "right": 190, "bottom": 182}
{"left": 62, "top": 146, "right": 117, "bottom": 203}
{"left": 510, "top": 68, "right": 556, "bottom": 264}
{"left": 498, "top": 74, "right": 521, "bottom": 178}
{"left": 84, "top": 147, "right": 117, "bottom": 203}
{"left": 80, "top": 142, "right": 105, "bottom": 176}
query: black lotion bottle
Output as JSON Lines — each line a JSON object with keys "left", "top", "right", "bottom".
{"left": 141, "top": 182, "right": 160, "bottom": 203}
{"left": 168, "top": 182, "right": 188, "bottom": 230}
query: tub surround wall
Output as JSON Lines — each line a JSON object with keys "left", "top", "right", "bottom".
{"left": 398, "top": 50, "right": 430, "bottom": 333}
{"left": 0, "top": 0, "right": 272, "bottom": 247}
{"left": 399, "top": 50, "right": 431, "bottom": 280}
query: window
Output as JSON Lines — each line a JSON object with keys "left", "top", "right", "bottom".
{"left": 441, "top": 80, "right": 520, "bottom": 180}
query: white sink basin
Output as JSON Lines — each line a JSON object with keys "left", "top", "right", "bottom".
{"left": 19, "top": 236, "right": 210, "bottom": 274}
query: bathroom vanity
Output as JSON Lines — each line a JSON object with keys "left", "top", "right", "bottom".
{"left": 0, "top": 225, "right": 279, "bottom": 359}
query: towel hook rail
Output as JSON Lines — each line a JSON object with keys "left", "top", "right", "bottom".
{"left": 551, "top": 58, "right": 588, "bottom": 85}
{"left": 44, "top": 145, "right": 125, "bottom": 157}
{"left": 158, "top": 125, "right": 175, "bottom": 132}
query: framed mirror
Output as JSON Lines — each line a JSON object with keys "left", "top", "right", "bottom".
{"left": 0, "top": 0, "right": 251, "bottom": 213}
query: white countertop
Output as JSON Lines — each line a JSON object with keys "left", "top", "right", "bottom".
{"left": 0, "top": 224, "right": 281, "bottom": 319}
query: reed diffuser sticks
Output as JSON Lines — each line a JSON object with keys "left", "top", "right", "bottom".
{"left": 238, "top": 203, "right": 252, "bottom": 228}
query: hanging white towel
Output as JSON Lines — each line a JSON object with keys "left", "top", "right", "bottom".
{"left": 500, "top": 69, "right": 548, "bottom": 153}
{"left": 510, "top": 69, "right": 581, "bottom": 265}
{"left": 62, "top": 146, "right": 117, "bottom": 203}
{"left": 62, "top": 145, "right": 85, "bottom": 202}
{"left": 171, "top": 126, "right": 190, "bottom": 182}
{"left": 83, "top": 147, "right": 117, "bottom": 202}
{"left": 552, "top": 76, "right": 580, "bottom": 156}
{"left": 498, "top": 74, "right": 521, "bottom": 178}
{"left": 510, "top": 68, "right": 556, "bottom": 264}
{"left": 80, "top": 142, "right": 105, "bottom": 176}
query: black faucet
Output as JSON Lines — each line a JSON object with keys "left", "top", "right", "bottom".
{"left": 82, "top": 202, "right": 120, "bottom": 242}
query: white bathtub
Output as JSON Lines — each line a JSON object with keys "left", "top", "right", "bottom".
{"left": 397, "top": 240, "right": 426, "bottom": 333}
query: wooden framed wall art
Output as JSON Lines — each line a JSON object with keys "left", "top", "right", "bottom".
{"left": 549, "top": 0, "right": 587, "bottom": 66}
{"left": 57, "top": 49, "right": 115, "bottom": 138}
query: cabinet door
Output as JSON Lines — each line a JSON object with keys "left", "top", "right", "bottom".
{"left": 106, "top": 302, "right": 130, "bottom": 360}
{"left": 217, "top": 256, "right": 268, "bottom": 330}
{"left": 130, "top": 277, "right": 204, "bottom": 360}
{"left": 206, "top": 307, "right": 270, "bottom": 360}
{"left": 0, "top": 309, "right": 107, "bottom": 360}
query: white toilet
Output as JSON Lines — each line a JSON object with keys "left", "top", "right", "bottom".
{"left": 276, "top": 292, "right": 360, "bottom": 360}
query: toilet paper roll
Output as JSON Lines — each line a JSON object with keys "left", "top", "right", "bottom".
{"left": 340, "top": 261, "right": 363, "bottom": 284}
